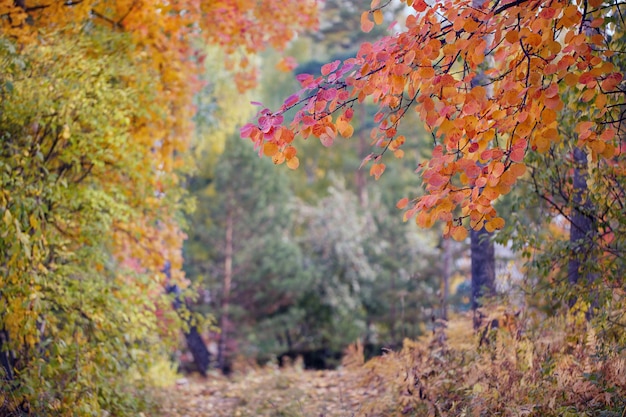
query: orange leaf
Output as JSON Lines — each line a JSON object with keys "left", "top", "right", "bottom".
{"left": 370, "top": 163, "right": 386, "bottom": 180}
{"left": 601, "top": 73, "right": 623, "bottom": 91}
{"left": 279, "top": 127, "right": 295, "bottom": 144}
{"left": 396, "top": 197, "right": 409, "bottom": 209}
{"left": 509, "top": 148, "right": 525, "bottom": 162}
{"left": 505, "top": 31, "right": 519, "bottom": 44}
{"left": 580, "top": 89, "right": 596, "bottom": 102}
{"left": 428, "top": 173, "right": 448, "bottom": 187}
{"left": 451, "top": 226, "right": 468, "bottom": 241}
{"left": 576, "top": 121, "right": 594, "bottom": 134}
{"left": 263, "top": 142, "right": 279, "bottom": 157}
{"left": 284, "top": 146, "right": 297, "bottom": 159}
{"left": 361, "top": 11, "right": 375, "bottom": 33}
{"left": 286, "top": 156, "right": 299, "bottom": 169}
{"left": 509, "top": 163, "right": 526, "bottom": 178}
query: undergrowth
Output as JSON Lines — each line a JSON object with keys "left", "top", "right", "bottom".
{"left": 350, "top": 305, "right": 626, "bottom": 417}
{"left": 161, "top": 301, "right": 626, "bottom": 417}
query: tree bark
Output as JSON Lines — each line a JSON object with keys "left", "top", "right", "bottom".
{"left": 217, "top": 207, "right": 234, "bottom": 373}
{"left": 440, "top": 238, "right": 452, "bottom": 321}
{"left": 165, "top": 264, "right": 211, "bottom": 376}
{"left": 567, "top": 147, "right": 597, "bottom": 311}
{"left": 470, "top": 227, "right": 495, "bottom": 312}
{"left": 0, "top": 329, "right": 14, "bottom": 382}
{"left": 468, "top": 2, "right": 496, "bottom": 318}
{"left": 355, "top": 103, "right": 369, "bottom": 207}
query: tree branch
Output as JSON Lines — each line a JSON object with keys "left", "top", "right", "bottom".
{"left": 493, "top": 0, "right": 532, "bottom": 15}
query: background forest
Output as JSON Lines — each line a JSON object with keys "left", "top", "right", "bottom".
{"left": 1, "top": 0, "right": 625, "bottom": 416}
{"left": 183, "top": 1, "right": 456, "bottom": 372}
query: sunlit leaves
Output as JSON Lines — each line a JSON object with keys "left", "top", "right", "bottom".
{"left": 0, "top": 34, "right": 180, "bottom": 415}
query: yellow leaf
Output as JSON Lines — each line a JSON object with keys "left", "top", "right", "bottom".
{"left": 286, "top": 156, "right": 299, "bottom": 169}
{"left": 485, "top": 217, "right": 505, "bottom": 232}
{"left": 533, "top": 135, "right": 550, "bottom": 153}
{"left": 339, "top": 123, "right": 354, "bottom": 138}
{"left": 416, "top": 211, "right": 435, "bottom": 228}
{"left": 373, "top": 9, "right": 384, "bottom": 25}
{"left": 272, "top": 152, "right": 285, "bottom": 165}
{"left": 61, "top": 124, "right": 71, "bottom": 140}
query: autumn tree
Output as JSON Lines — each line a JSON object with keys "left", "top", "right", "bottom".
{"left": 0, "top": 32, "right": 175, "bottom": 415}
{"left": 0, "top": 0, "right": 317, "bottom": 414}
{"left": 243, "top": 0, "right": 625, "bottom": 311}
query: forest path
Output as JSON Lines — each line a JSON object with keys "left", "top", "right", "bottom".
{"left": 159, "top": 366, "right": 375, "bottom": 417}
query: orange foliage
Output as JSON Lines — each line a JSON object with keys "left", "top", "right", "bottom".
{"left": 242, "top": 0, "right": 623, "bottom": 237}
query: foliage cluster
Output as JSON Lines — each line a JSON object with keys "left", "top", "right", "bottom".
{"left": 0, "top": 32, "right": 178, "bottom": 415}
{"left": 228, "top": 0, "right": 626, "bottom": 414}
{"left": 351, "top": 305, "right": 626, "bottom": 417}
{"left": 0, "top": 0, "right": 317, "bottom": 415}
{"left": 243, "top": 0, "right": 625, "bottom": 240}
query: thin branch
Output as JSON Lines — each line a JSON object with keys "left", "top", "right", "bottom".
{"left": 493, "top": 0, "right": 532, "bottom": 15}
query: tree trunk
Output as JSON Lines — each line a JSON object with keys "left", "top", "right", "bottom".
{"left": 567, "top": 147, "right": 597, "bottom": 310}
{"left": 0, "top": 329, "right": 14, "bottom": 382}
{"left": 355, "top": 103, "right": 369, "bottom": 207}
{"left": 217, "top": 208, "right": 234, "bottom": 373}
{"left": 165, "top": 276, "right": 211, "bottom": 376}
{"left": 184, "top": 325, "right": 211, "bottom": 376}
{"left": 440, "top": 238, "right": 452, "bottom": 321}
{"left": 468, "top": 3, "right": 496, "bottom": 319}
{"left": 389, "top": 272, "right": 397, "bottom": 342}
{"left": 470, "top": 227, "right": 495, "bottom": 314}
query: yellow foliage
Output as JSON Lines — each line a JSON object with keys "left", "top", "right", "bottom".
{"left": 354, "top": 304, "right": 626, "bottom": 416}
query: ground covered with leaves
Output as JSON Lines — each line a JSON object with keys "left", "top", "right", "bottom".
{"left": 157, "top": 310, "right": 626, "bottom": 417}
{"left": 159, "top": 366, "right": 374, "bottom": 417}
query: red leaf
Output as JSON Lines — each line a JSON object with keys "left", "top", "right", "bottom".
{"left": 396, "top": 197, "right": 409, "bottom": 209}
{"left": 509, "top": 148, "right": 525, "bottom": 162}
{"left": 321, "top": 60, "right": 341, "bottom": 76}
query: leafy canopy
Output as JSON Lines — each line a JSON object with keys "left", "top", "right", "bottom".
{"left": 242, "top": 0, "right": 624, "bottom": 240}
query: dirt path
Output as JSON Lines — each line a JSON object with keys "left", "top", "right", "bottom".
{"left": 158, "top": 367, "right": 374, "bottom": 417}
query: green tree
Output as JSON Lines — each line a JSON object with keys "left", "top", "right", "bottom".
{"left": 0, "top": 32, "right": 178, "bottom": 416}
{"left": 184, "top": 136, "right": 306, "bottom": 371}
